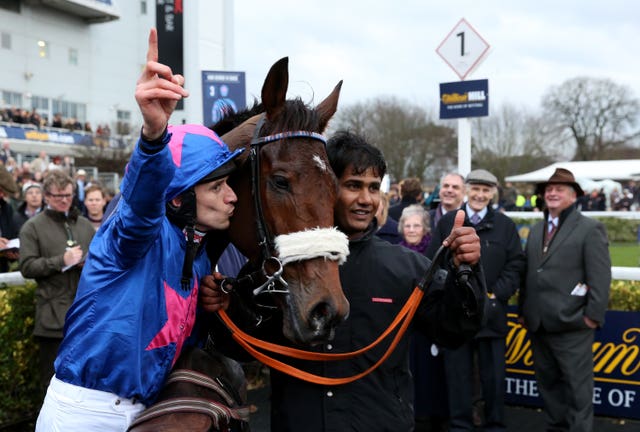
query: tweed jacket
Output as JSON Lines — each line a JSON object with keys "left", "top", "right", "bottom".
{"left": 18, "top": 208, "right": 95, "bottom": 338}
{"left": 519, "top": 206, "right": 611, "bottom": 332}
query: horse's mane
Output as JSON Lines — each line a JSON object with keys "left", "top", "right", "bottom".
{"left": 210, "top": 97, "right": 324, "bottom": 137}
{"left": 210, "top": 100, "right": 264, "bottom": 136}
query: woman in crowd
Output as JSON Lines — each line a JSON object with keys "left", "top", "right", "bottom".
{"left": 398, "top": 204, "right": 431, "bottom": 254}
{"left": 398, "top": 204, "right": 448, "bottom": 432}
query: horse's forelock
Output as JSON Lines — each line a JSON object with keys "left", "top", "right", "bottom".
{"left": 266, "top": 98, "right": 323, "bottom": 135}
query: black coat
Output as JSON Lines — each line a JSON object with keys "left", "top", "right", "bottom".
{"left": 427, "top": 204, "right": 525, "bottom": 337}
{"left": 375, "top": 217, "right": 401, "bottom": 244}
{"left": 0, "top": 199, "right": 19, "bottom": 272}
{"left": 267, "top": 223, "right": 485, "bottom": 431}
{"left": 388, "top": 196, "right": 420, "bottom": 222}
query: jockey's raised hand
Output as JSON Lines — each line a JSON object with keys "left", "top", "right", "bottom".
{"left": 135, "top": 28, "right": 189, "bottom": 141}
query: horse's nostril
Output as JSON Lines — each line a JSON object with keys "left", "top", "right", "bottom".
{"left": 309, "top": 301, "right": 338, "bottom": 334}
{"left": 313, "top": 302, "right": 331, "bottom": 317}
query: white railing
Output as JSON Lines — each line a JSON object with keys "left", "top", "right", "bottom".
{"left": 612, "top": 267, "right": 640, "bottom": 281}
{"left": 504, "top": 211, "right": 640, "bottom": 220}
{"left": 0, "top": 267, "right": 637, "bottom": 286}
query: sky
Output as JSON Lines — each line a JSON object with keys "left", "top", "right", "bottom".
{"left": 233, "top": 1, "right": 640, "bottom": 114}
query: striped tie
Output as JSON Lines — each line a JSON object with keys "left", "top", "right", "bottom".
{"left": 471, "top": 213, "right": 481, "bottom": 225}
{"left": 543, "top": 220, "right": 557, "bottom": 254}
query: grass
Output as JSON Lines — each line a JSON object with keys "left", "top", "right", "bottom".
{"left": 610, "top": 242, "right": 640, "bottom": 267}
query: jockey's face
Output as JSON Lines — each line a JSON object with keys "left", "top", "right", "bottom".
{"left": 193, "top": 176, "right": 237, "bottom": 232}
{"left": 334, "top": 165, "right": 381, "bottom": 240}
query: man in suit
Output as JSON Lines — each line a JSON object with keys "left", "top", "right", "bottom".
{"left": 429, "top": 169, "right": 525, "bottom": 432}
{"left": 429, "top": 172, "right": 465, "bottom": 232}
{"left": 518, "top": 168, "right": 611, "bottom": 432}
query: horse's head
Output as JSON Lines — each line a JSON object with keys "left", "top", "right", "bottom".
{"left": 222, "top": 58, "right": 349, "bottom": 346}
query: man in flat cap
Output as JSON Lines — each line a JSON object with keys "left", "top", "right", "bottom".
{"left": 518, "top": 168, "right": 611, "bottom": 432}
{"left": 427, "top": 169, "right": 525, "bottom": 431}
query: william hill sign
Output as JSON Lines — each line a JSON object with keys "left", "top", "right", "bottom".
{"left": 505, "top": 308, "right": 640, "bottom": 419}
{"left": 439, "top": 79, "right": 489, "bottom": 119}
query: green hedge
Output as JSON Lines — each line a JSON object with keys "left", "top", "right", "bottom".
{"left": 1, "top": 280, "right": 639, "bottom": 426}
{"left": 0, "top": 282, "right": 39, "bottom": 426}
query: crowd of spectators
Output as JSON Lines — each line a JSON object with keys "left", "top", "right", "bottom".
{"left": 495, "top": 182, "right": 640, "bottom": 212}
{"left": 0, "top": 107, "right": 112, "bottom": 138}
{"left": 0, "top": 141, "right": 114, "bottom": 223}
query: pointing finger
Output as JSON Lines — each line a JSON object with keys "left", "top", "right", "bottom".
{"left": 146, "top": 28, "right": 159, "bottom": 64}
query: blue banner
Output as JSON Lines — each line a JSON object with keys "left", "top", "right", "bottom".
{"left": 0, "top": 125, "right": 94, "bottom": 146}
{"left": 201, "top": 71, "right": 246, "bottom": 128}
{"left": 505, "top": 307, "right": 640, "bottom": 419}
{"left": 0, "top": 125, "right": 126, "bottom": 149}
{"left": 439, "top": 79, "right": 489, "bottom": 119}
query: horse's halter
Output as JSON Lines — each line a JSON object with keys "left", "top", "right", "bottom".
{"left": 247, "top": 115, "right": 349, "bottom": 299}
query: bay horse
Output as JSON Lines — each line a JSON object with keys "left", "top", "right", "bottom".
{"left": 129, "top": 57, "right": 348, "bottom": 431}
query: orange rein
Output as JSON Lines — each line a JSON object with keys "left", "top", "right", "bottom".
{"left": 216, "top": 286, "right": 424, "bottom": 386}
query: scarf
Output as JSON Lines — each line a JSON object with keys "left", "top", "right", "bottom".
{"left": 399, "top": 233, "right": 431, "bottom": 255}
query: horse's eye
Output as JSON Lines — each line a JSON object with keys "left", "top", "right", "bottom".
{"left": 272, "top": 175, "right": 290, "bottom": 191}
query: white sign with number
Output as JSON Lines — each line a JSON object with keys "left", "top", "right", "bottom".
{"left": 436, "top": 18, "right": 490, "bottom": 80}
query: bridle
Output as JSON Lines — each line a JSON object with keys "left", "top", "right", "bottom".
{"left": 224, "top": 114, "right": 348, "bottom": 301}
{"left": 216, "top": 118, "right": 474, "bottom": 386}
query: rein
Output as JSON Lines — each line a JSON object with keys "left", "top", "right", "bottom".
{"left": 217, "top": 245, "right": 451, "bottom": 385}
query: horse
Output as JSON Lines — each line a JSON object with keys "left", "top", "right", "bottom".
{"left": 128, "top": 57, "right": 347, "bottom": 431}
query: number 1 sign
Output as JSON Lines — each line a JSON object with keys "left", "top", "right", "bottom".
{"left": 436, "top": 18, "right": 490, "bottom": 80}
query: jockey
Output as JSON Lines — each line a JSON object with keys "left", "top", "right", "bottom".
{"left": 35, "top": 29, "right": 242, "bottom": 432}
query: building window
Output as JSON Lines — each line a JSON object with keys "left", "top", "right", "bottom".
{"left": 52, "top": 99, "right": 87, "bottom": 123}
{"left": 37, "top": 40, "right": 49, "bottom": 58}
{"left": 69, "top": 48, "right": 78, "bottom": 65}
{"left": 1, "top": 90, "right": 22, "bottom": 108}
{"left": 116, "top": 109, "right": 131, "bottom": 135}
{"left": 31, "top": 95, "right": 50, "bottom": 122}
{"left": 140, "top": 0, "right": 147, "bottom": 14}
{"left": 1, "top": 32, "right": 10, "bottom": 50}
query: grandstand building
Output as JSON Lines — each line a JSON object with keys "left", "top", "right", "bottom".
{"left": 0, "top": 0, "right": 234, "bottom": 158}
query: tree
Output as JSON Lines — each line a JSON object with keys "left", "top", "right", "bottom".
{"left": 472, "top": 104, "right": 557, "bottom": 182}
{"left": 542, "top": 77, "right": 640, "bottom": 160}
{"left": 332, "top": 97, "right": 456, "bottom": 182}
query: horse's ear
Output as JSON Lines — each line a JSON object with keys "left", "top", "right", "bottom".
{"left": 316, "top": 80, "right": 342, "bottom": 132}
{"left": 262, "top": 57, "right": 289, "bottom": 121}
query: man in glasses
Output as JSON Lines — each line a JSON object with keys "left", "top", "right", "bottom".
{"left": 18, "top": 169, "right": 96, "bottom": 398}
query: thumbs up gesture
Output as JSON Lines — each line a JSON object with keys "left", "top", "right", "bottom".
{"left": 441, "top": 210, "right": 481, "bottom": 267}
